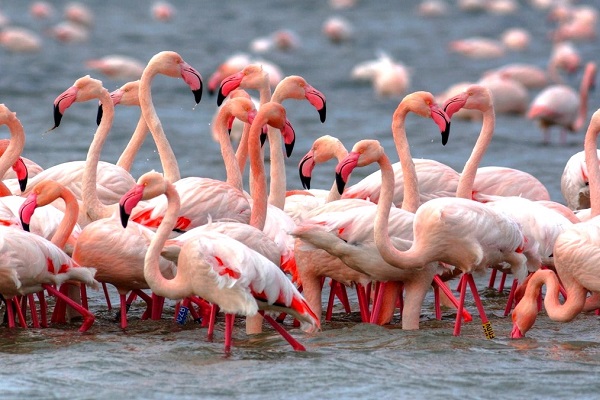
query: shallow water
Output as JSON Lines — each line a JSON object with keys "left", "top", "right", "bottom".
{"left": 1, "top": 0, "right": 600, "bottom": 399}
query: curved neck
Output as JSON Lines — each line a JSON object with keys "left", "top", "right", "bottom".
{"left": 248, "top": 116, "right": 270, "bottom": 230}
{"left": 391, "top": 106, "right": 419, "bottom": 212}
{"left": 0, "top": 115, "right": 25, "bottom": 195}
{"left": 145, "top": 181, "right": 189, "bottom": 299}
{"left": 116, "top": 114, "right": 149, "bottom": 172}
{"left": 215, "top": 111, "right": 243, "bottom": 192}
{"left": 82, "top": 90, "right": 115, "bottom": 222}
{"left": 266, "top": 126, "right": 286, "bottom": 209}
{"left": 584, "top": 116, "right": 600, "bottom": 217}
{"left": 326, "top": 148, "right": 350, "bottom": 203}
{"left": 528, "top": 270, "right": 586, "bottom": 322}
{"left": 51, "top": 187, "right": 79, "bottom": 249}
{"left": 456, "top": 107, "right": 495, "bottom": 199}
{"left": 235, "top": 121, "right": 251, "bottom": 180}
{"left": 140, "top": 67, "right": 181, "bottom": 182}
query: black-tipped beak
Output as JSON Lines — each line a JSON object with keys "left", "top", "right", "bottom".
{"left": 285, "top": 138, "right": 295, "bottom": 158}
{"left": 21, "top": 221, "right": 30, "bottom": 232}
{"left": 217, "top": 88, "right": 227, "bottom": 107}
{"left": 192, "top": 87, "right": 203, "bottom": 105}
{"left": 442, "top": 122, "right": 450, "bottom": 146}
{"left": 119, "top": 204, "right": 130, "bottom": 228}
{"left": 318, "top": 104, "right": 326, "bottom": 123}
{"left": 18, "top": 176, "right": 27, "bottom": 192}
{"left": 208, "top": 86, "right": 215, "bottom": 96}
{"left": 300, "top": 173, "right": 311, "bottom": 190}
{"left": 335, "top": 172, "right": 346, "bottom": 195}
{"left": 53, "top": 104, "right": 63, "bottom": 129}
{"left": 96, "top": 104, "right": 103, "bottom": 126}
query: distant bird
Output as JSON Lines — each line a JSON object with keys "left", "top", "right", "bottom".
{"left": 152, "top": 1, "right": 175, "bottom": 21}
{"left": 322, "top": 16, "right": 353, "bottom": 43}
{"left": 0, "top": 27, "right": 41, "bottom": 52}
{"left": 86, "top": 55, "right": 145, "bottom": 80}
{"left": 527, "top": 61, "right": 596, "bottom": 144}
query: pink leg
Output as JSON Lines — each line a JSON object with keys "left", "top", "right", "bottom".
{"left": 503, "top": 279, "right": 519, "bottom": 317}
{"left": 207, "top": 304, "right": 219, "bottom": 341}
{"left": 42, "top": 284, "right": 95, "bottom": 332}
{"left": 335, "top": 282, "right": 352, "bottom": 313}
{"left": 28, "top": 294, "right": 40, "bottom": 328}
{"left": 488, "top": 268, "right": 497, "bottom": 289}
{"left": 101, "top": 282, "right": 112, "bottom": 310}
{"left": 259, "top": 311, "right": 306, "bottom": 351}
{"left": 224, "top": 313, "right": 235, "bottom": 353}
{"left": 433, "top": 283, "right": 441, "bottom": 320}
{"left": 151, "top": 293, "right": 165, "bottom": 320}
{"left": 453, "top": 275, "right": 468, "bottom": 336}
{"left": 37, "top": 291, "right": 48, "bottom": 328}
{"left": 325, "top": 279, "right": 337, "bottom": 321}
{"left": 5, "top": 298, "right": 16, "bottom": 328}
{"left": 133, "top": 290, "right": 153, "bottom": 320}
{"left": 432, "top": 275, "right": 472, "bottom": 322}
{"left": 355, "top": 284, "right": 370, "bottom": 322}
{"left": 13, "top": 298, "right": 27, "bottom": 328}
{"left": 119, "top": 294, "right": 128, "bottom": 329}
{"left": 498, "top": 272, "right": 507, "bottom": 293}
{"left": 369, "top": 282, "right": 386, "bottom": 324}
{"left": 80, "top": 285, "right": 89, "bottom": 310}
{"left": 466, "top": 274, "right": 495, "bottom": 339}
{"left": 189, "top": 296, "right": 212, "bottom": 327}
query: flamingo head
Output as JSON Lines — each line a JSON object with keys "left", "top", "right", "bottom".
{"left": 335, "top": 139, "right": 384, "bottom": 194}
{"left": 274, "top": 76, "right": 327, "bottom": 123}
{"left": 12, "top": 157, "right": 28, "bottom": 192}
{"left": 298, "top": 149, "right": 316, "bottom": 190}
{"left": 510, "top": 293, "right": 539, "bottom": 339}
{"left": 119, "top": 171, "right": 167, "bottom": 228}
{"left": 444, "top": 84, "right": 492, "bottom": 117}
{"left": 18, "top": 191, "right": 37, "bottom": 232}
{"left": 217, "top": 64, "right": 267, "bottom": 106}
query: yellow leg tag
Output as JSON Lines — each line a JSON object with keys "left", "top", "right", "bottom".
{"left": 482, "top": 321, "right": 495, "bottom": 339}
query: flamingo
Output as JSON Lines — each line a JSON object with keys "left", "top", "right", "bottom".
{"left": 511, "top": 108, "right": 600, "bottom": 338}
{"left": 527, "top": 61, "right": 596, "bottom": 144}
{"left": 207, "top": 53, "right": 283, "bottom": 95}
{"left": 126, "top": 52, "right": 253, "bottom": 232}
{"left": 85, "top": 55, "right": 145, "bottom": 81}
{"left": 6, "top": 180, "right": 99, "bottom": 332}
{"left": 0, "top": 27, "right": 41, "bottom": 52}
{"left": 0, "top": 139, "right": 30, "bottom": 191}
{"left": 293, "top": 91, "right": 456, "bottom": 328}
{"left": 52, "top": 75, "right": 177, "bottom": 328}
{"left": 371, "top": 85, "right": 529, "bottom": 336}
{"left": 119, "top": 171, "right": 320, "bottom": 352}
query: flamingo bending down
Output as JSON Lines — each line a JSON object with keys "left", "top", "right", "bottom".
{"left": 293, "top": 91, "right": 456, "bottom": 328}
{"left": 120, "top": 171, "right": 320, "bottom": 352}
{"left": 511, "top": 108, "right": 600, "bottom": 338}
{"left": 12, "top": 180, "right": 99, "bottom": 331}
{"left": 527, "top": 61, "right": 596, "bottom": 144}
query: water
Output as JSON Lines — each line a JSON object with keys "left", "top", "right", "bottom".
{"left": 1, "top": 0, "right": 600, "bottom": 398}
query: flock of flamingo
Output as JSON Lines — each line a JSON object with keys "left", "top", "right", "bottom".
{"left": 0, "top": 0, "right": 599, "bottom": 353}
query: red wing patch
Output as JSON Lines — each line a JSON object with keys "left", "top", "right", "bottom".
{"left": 214, "top": 256, "right": 240, "bottom": 279}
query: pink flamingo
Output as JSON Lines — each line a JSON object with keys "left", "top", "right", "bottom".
{"left": 511, "top": 107, "right": 600, "bottom": 338}
{"left": 528, "top": 61, "right": 596, "bottom": 144}
{"left": 53, "top": 75, "right": 177, "bottom": 328}
{"left": 293, "top": 91, "right": 457, "bottom": 328}
{"left": 12, "top": 179, "right": 99, "bottom": 331}
{"left": 120, "top": 173, "right": 319, "bottom": 352}
{"left": 85, "top": 55, "right": 145, "bottom": 81}
{"left": 0, "top": 27, "right": 41, "bottom": 52}
{"left": 372, "top": 85, "right": 529, "bottom": 336}
{"left": 207, "top": 53, "right": 283, "bottom": 95}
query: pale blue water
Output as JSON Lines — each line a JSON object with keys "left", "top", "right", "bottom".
{"left": 0, "top": 0, "right": 600, "bottom": 399}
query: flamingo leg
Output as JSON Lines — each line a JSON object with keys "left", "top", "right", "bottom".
{"left": 28, "top": 294, "right": 40, "bottom": 328}
{"left": 133, "top": 290, "right": 153, "bottom": 320}
{"left": 503, "top": 278, "right": 519, "bottom": 316}
{"left": 325, "top": 279, "right": 337, "bottom": 321}
{"left": 498, "top": 271, "right": 507, "bottom": 293}
{"left": 487, "top": 268, "right": 497, "bottom": 289}
{"left": 207, "top": 304, "right": 219, "bottom": 341}
{"left": 37, "top": 291, "right": 48, "bottom": 328}
{"left": 433, "top": 283, "right": 441, "bottom": 320}
{"left": 119, "top": 294, "right": 128, "bottom": 329}
{"left": 453, "top": 275, "right": 468, "bottom": 336}
{"left": 335, "top": 282, "right": 352, "bottom": 313}
{"left": 101, "top": 282, "right": 112, "bottom": 310}
{"left": 432, "top": 275, "right": 472, "bottom": 322}
{"left": 466, "top": 274, "right": 495, "bottom": 339}
{"left": 356, "top": 284, "right": 371, "bottom": 322}
{"left": 259, "top": 311, "right": 306, "bottom": 351}
{"left": 14, "top": 298, "right": 27, "bottom": 328}
{"left": 5, "top": 298, "right": 16, "bottom": 328}
{"left": 224, "top": 313, "right": 235, "bottom": 353}
{"left": 42, "top": 284, "right": 95, "bottom": 332}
